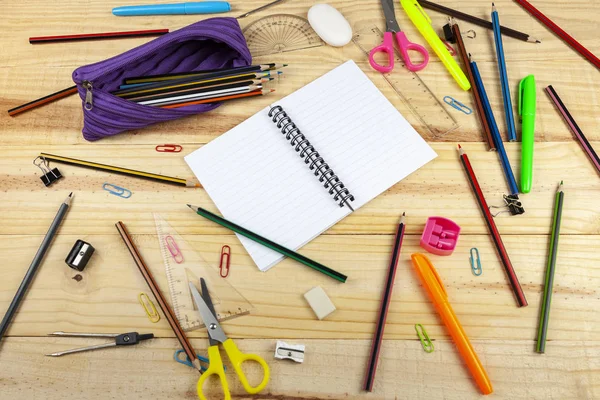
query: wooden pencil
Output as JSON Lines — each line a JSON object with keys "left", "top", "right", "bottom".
{"left": 116, "top": 221, "right": 201, "bottom": 371}
{"left": 29, "top": 29, "right": 168, "bottom": 44}
{"left": 536, "top": 181, "right": 564, "bottom": 353}
{"left": 545, "top": 85, "right": 600, "bottom": 175}
{"left": 364, "top": 213, "right": 405, "bottom": 391}
{"left": 114, "top": 70, "right": 277, "bottom": 97}
{"left": 138, "top": 84, "right": 262, "bottom": 107}
{"left": 418, "top": 0, "right": 540, "bottom": 43}
{"left": 124, "top": 63, "right": 286, "bottom": 84}
{"left": 458, "top": 145, "right": 527, "bottom": 307}
{"left": 8, "top": 85, "right": 77, "bottom": 117}
{"left": 161, "top": 89, "right": 274, "bottom": 109}
{"left": 127, "top": 78, "right": 271, "bottom": 102}
{"left": 451, "top": 20, "right": 495, "bottom": 151}
{"left": 39, "top": 152, "right": 200, "bottom": 187}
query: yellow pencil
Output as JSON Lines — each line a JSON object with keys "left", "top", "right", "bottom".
{"left": 39, "top": 153, "right": 200, "bottom": 188}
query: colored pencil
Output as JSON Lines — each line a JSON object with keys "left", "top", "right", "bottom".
{"left": 39, "top": 152, "right": 200, "bottom": 188}
{"left": 187, "top": 204, "right": 348, "bottom": 283}
{"left": 458, "top": 145, "right": 527, "bottom": 307}
{"left": 469, "top": 55, "right": 519, "bottom": 196}
{"left": 514, "top": 0, "right": 599, "bottom": 70}
{"left": 122, "top": 74, "right": 272, "bottom": 100}
{"left": 29, "top": 29, "right": 168, "bottom": 44}
{"left": 0, "top": 193, "right": 72, "bottom": 343}
{"left": 237, "top": 0, "right": 286, "bottom": 18}
{"left": 162, "top": 89, "right": 274, "bottom": 109}
{"left": 115, "top": 221, "right": 201, "bottom": 371}
{"left": 364, "top": 213, "right": 405, "bottom": 391}
{"left": 418, "top": 0, "right": 540, "bottom": 43}
{"left": 451, "top": 20, "right": 495, "bottom": 151}
{"left": 536, "top": 181, "right": 564, "bottom": 353}
{"left": 492, "top": 3, "right": 517, "bottom": 142}
{"left": 124, "top": 63, "right": 286, "bottom": 84}
{"left": 8, "top": 85, "right": 77, "bottom": 117}
{"left": 114, "top": 71, "right": 277, "bottom": 97}
{"left": 545, "top": 85, "right": 600, "bottom": 175}
{"left": 129, "top": 78, "right": 271, "bottom": 102}
{"left": 139, "top": 84, "right": 262, "bottom": 106}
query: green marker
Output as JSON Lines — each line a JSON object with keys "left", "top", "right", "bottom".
{"left": 519, "top": 75, "right": 536, "bottom": 193}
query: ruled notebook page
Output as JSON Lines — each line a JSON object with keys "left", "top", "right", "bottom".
{"left": 185, "top": 60, "right": 436, "bottom": 271}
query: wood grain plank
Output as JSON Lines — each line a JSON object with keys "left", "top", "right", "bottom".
{"left": 1, "top": 143, "right": 598, "bottom": 235}
{"left": 1, "top": 234, "right": 598, "bottom": 340}
{"left": 0, "top": 337, "right": 598, "bottom": 399}
{"left": 1, "top": 1, "right": 598, "bottom": 145}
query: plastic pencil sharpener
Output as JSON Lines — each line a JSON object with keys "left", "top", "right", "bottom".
{"left": 420, "top": 217, "right": 461, "bottom": 256}
{"left": 65, "top": 240, "right": 95, "bottom": 271}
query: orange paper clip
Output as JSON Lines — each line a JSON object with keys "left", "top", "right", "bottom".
{"left": 165, "top": 235, "right": 184, "bottom": 263}
{"left": 219, "top": 245, "right": 231, "bottom": 277}
{"left": 156, "top": 144, "right": 182, "bottom": 152}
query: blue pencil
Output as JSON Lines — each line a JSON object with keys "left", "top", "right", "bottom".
{"left": 469, "top": 55, "right": 519, "bottom": 196}
{"left": 492, "top": 3, "right": 517, "bottom": 142}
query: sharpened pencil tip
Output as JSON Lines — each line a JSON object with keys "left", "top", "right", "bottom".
{"left": 69, "top": 192, "right": 73, "bottom": 197}
{"left": 457, "top": 144, "right": 462, "bottom": 149}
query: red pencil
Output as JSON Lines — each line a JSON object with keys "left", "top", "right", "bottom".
{"left": 160, "top": 89, "right": 274, "bottom": 109}
{"left": 30, "top": 29, "right": 169, "bottom": 44}
{"left": 364, "top": 213, "right": 405, "bottom": 391}
{"left": 458, "top": 145, "right": 528, "bottom": 307}
{"left": 514, "top": 0, "right": 600, "bottom": 70}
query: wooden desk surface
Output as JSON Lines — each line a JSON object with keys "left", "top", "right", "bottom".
{"left": 1, "top": 0, "right": 599, "bottom": 398}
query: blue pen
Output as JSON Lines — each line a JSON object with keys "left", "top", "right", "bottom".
{"left": 470, "top": 55, "right": 519, "bottom": 196}
{"left": 492, "top": 3, "right": 517, "bottom": 142}
{"left": 113, "top": 2, "right": 231, "bottom": 16}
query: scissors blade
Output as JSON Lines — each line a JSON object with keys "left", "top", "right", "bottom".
{"left": 189, "top": 282, "right": 227, "bottom": 345}
{"left": 200, "top": 278, "right": 218, "bottom": 320}
{"left": 381, "top": 0, "right": 401, "bottom": 32}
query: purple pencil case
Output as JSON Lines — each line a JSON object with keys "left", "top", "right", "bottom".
{"left": 72, "top": 18, "right": 252, "bottom": 141}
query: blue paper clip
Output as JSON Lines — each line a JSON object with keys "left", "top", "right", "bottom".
{"left": 470, "top": 247, "right": 482, "bottom": 276}
{"left": 443, "top": 96, "right": 472, "bottom": 115}
{"left": 173, "top": 349, "right": 211, "bottom": 372}
{"left": 102, "top": 183, "right": 132, "bottom": 199}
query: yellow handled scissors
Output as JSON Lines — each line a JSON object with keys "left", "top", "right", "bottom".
{"left": 190, "top": 279, "right": 269, "bottom": 400}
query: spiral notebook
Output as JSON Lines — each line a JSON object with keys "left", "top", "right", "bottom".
{"left": 185, "top": 60, "right": 436, "bottom": 271}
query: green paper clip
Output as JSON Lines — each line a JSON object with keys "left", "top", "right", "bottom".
{"left": 470, "top": 247, "right": 482, "bottom": 276}
{"left": 415, "top": 324, "right": 434, "bottom": 353}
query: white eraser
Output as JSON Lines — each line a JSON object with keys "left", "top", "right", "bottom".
{"left": 303, "top": 286, "right": 336, "bottom": 320}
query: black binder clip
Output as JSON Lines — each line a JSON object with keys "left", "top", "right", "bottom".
{"left": 442, "top": 22, "right": 476, "bottom": 43}
{"left": 34, "top": 156, "right": 62, "bottom": 187}
{"left": 490, "top": 194, "right": 525, "bottom": 216}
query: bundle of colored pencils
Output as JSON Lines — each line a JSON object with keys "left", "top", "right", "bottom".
{"left": 112, "top": 63, "right": 285, "bottom": 109}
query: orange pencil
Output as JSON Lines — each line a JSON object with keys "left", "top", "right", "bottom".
{"left": 411, "top": 253, "right": 493, "bottom": 395}
{"left": 161, "top": 89, "right": 274, "bottom": 109}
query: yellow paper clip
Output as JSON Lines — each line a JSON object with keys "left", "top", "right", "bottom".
{"left": 415, "top": 324, "right": 434, "bottom": 353}
{"left": 138, "top": 292, "right": 160, "bottom": 323}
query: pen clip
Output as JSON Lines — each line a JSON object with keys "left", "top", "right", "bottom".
{"left": 414, "top": 0, "right": 432, "bottom": 24}
{"left": 518, "top": 78, "right": 524, "bottom": 117}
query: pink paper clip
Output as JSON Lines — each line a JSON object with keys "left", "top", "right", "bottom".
{"left": 441, "top": 38, "right": 456, "bottom": 56}
{"left": 156, "top": 144, "right": 182, "bottom": 153}
{"left": 219, "top": 245, "right": 231, "bottom": 278}
{"left": 165, "top": 235, "right": 184, "bottom": 263}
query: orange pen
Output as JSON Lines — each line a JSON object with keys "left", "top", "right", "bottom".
{"left": 411, "top": 253, "right": 493, "bottom": 395}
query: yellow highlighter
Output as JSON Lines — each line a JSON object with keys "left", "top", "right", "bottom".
{"left": 400, "top": 0, "right": 471, "bottom": 90}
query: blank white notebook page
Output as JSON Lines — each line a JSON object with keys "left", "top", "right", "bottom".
{"left": 185, "top": 60, "right": 436, "bottom": 271}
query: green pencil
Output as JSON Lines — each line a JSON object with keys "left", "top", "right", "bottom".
{"left": 187, "top": 204, "right": 348, "bottom": 283}
{"left": 536, "top": 181, "right": 564, "bottom": 353}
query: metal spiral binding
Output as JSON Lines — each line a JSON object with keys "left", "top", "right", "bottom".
{"left": 268, "top": 105, "right": 355, "bottom": 210}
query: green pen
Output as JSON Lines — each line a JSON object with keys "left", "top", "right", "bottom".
{"left": 519, "top": 75, "right": 536, "bottom": 193}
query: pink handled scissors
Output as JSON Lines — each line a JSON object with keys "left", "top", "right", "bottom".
{"left": 369, "top": 0, "right": 429, "bottom": 73}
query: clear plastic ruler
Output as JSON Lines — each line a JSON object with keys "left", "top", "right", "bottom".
{"left": 154, "top": 213, "right": 253, "bottom": 331}
{"left": 352, "top": 25, "right": 459, "bottom": 137}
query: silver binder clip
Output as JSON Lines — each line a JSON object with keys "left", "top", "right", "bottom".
{"left": 275, "top": 341, "right": 305, "bottom": 363}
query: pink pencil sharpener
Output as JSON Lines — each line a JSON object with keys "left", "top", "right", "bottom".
{"left": 420, "top": 217, "right": 461, "bottom": 256}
